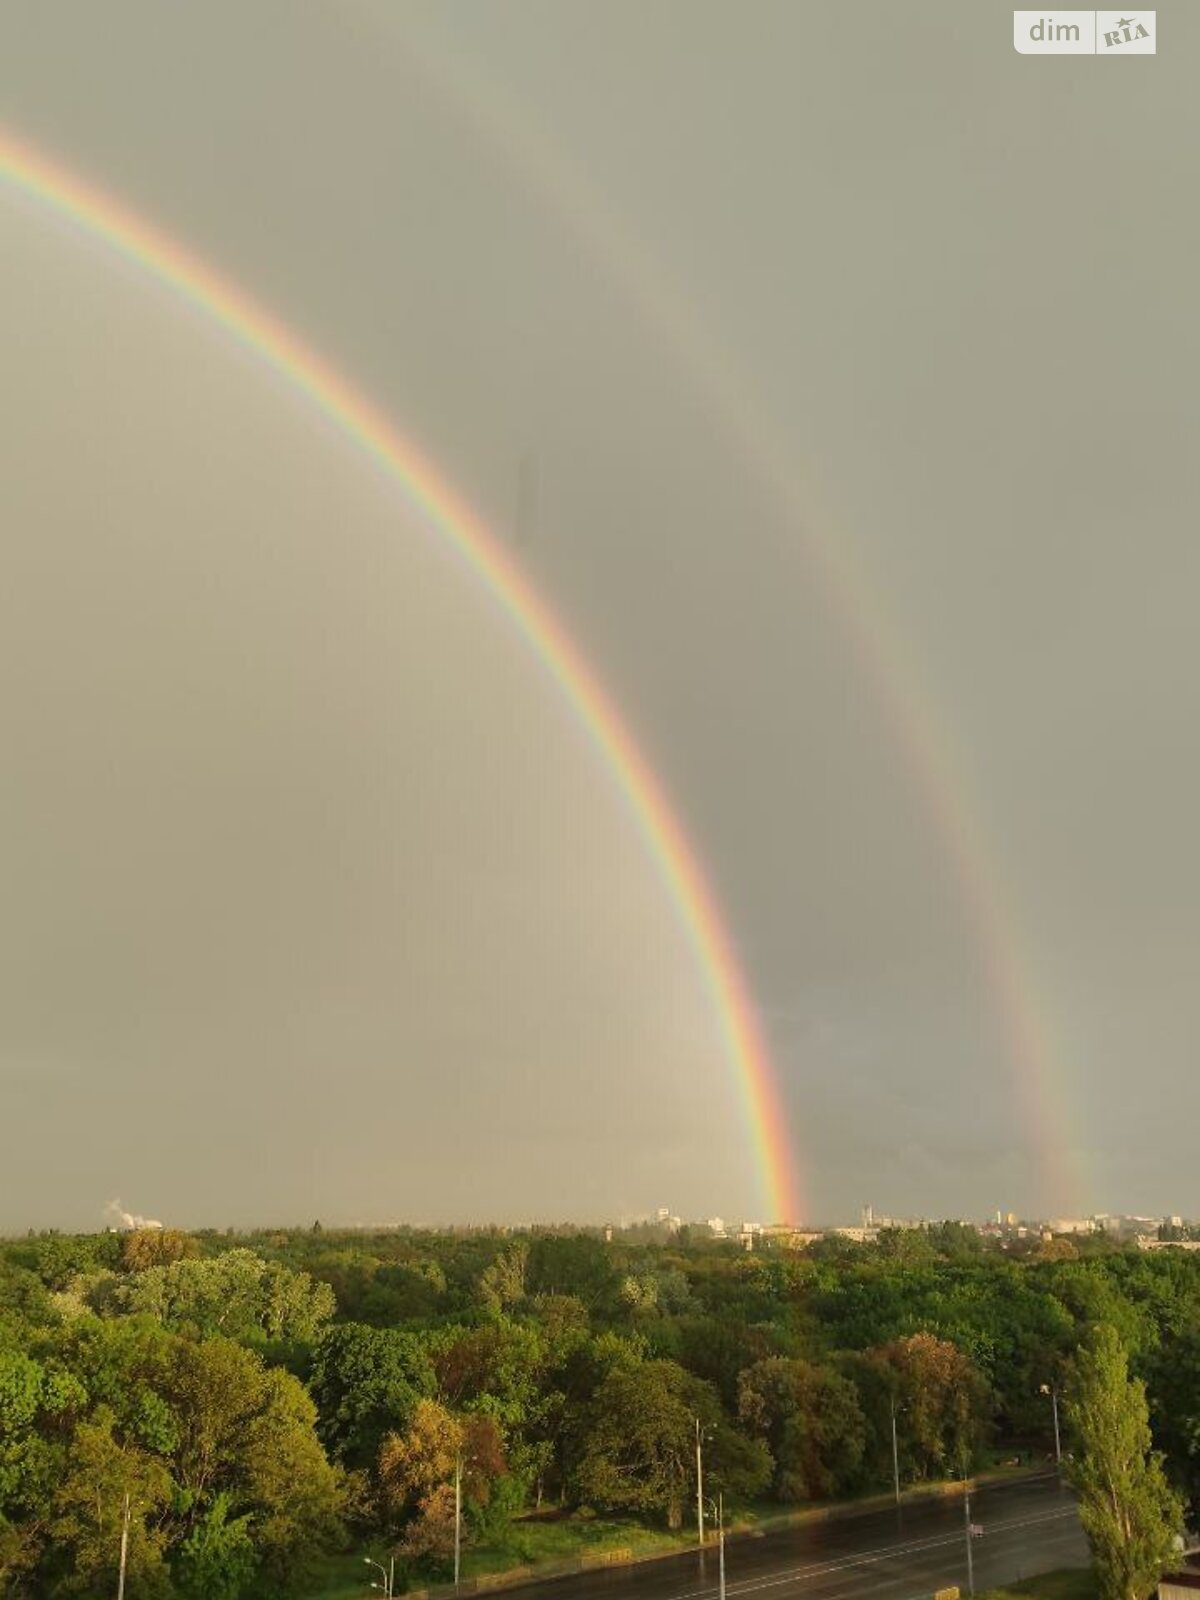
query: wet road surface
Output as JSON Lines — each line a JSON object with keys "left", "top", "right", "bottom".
{"left": 501, "top": 1473, "right": 1084, "bottom": 1600}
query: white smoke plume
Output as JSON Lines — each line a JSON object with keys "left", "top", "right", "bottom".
{"left": 104, "top": 1198, "right": 163, "bottom": 1231}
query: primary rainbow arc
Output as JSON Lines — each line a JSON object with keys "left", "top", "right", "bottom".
{"left": 0, "top": 128, "right": 803, "bottom": 1224}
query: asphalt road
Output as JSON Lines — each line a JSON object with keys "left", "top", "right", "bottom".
{"left": 503, "top": 1474, "right": 1086, "bottom": 1600}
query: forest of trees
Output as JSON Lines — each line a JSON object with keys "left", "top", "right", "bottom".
{"left": 2, "top": 1220, "right": 1199, "bottom": 1597}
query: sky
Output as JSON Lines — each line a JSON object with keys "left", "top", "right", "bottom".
{"left": 1, "top": 2, "right": 1197, "bottom": 1231}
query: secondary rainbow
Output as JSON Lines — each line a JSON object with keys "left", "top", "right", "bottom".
{"left": 387, "top": 25, "right": 1084, "bottom": 1214}
{"left": 0, "top": 128, "right": 803, "bottom": 1225}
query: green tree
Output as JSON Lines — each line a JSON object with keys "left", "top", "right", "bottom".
{"left": 243, "top": 1371, "right": 346, "bottom": 1586}
{"left": 1146, "top": 1326, "right": 1200, "bottom": 1515}
{"left": 526, "top": 1237, "right": 617, "bottom": 1310}
{"left": 479, "top": 1244, "right": 528, "bottom": 1314}
{"left": 56, "top": 1315, "right": 180, "bottom": 1455}
{"left": 50, "top": 1407, "right": 174, "bottom": 1597}
{"left": 176, "top": 1493, "right": 256, "bottom": 1600}
{"left": 33, "top": 1233, "right": 120, "bottom": 1291}
{"left": 309, "top": 1324, "right": 435, "bottom": 1469}
{"left": 738, "top": 1357, "right": 866, "bottom": 1500}
{"left": 0, "top": 1350, "right": 56, "bottom": 1514}
{"left": 430, "top": 1318, "right": 548, "bottom": 1470}
{"left": 861, "top": 1333, "right": 990, "bottom": 1480}
{"left": 0, "top": 1348, "right": 83, "bottom": 1585}
{"left": 52, "top": 1319, "right": 343, "bottom": 1588}
{"left": 1066, "top": 1324, "right": 1181, "bottom": 1600}
{"left": 573, "top": 1360, "right": 694, "bottom": 1527}
{"left": 162, "top": 1337, "right": 344, "bottom": 1581}
{"left": 114, "top": 1249, "right": 335, "bottom": 1343}
{"left": 120, "top": 1228, "right": 200, "bottom": 1274}
{"left": 0, "top": 1260, "right": 58, "bottom": 1330}
{"left": 360, "top": 1260, "right": 447, "bottom": 1323}
{"left": 379, "top": 1399, "right": 505, "bottom": 1568}
{"left": 572, "top": 1360, "right": 764, "bottom": 1527}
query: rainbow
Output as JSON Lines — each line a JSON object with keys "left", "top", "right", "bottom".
{"left": 388, "top": 21, "right": 1085, "bottom": 1215}
{"left": 0, "top": 128, "right": 803, "bottom": 1224}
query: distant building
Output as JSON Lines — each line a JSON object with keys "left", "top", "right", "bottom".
{"left": 706, "top": 1217, "right": 727, "bottom": 1238}
{"left": 866, "top": 1208, "right": 926, "bottom": 1231}
{"left": 1046, "top": 1218, "right": 1095, "bottom": 1236}
{"left": 765, "top": 1228, "right": 823, "bottom": 1249}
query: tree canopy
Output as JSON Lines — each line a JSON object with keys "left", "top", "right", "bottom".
{"left": 3, "top": 1221, "right": 1200, "bottom": 1595}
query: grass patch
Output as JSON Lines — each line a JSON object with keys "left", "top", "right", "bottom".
{"left": 980, "top": 1570, "right": 1096, "bottom": 1600}
{"left": 300, "top": 1549, "right": 392, "bottom": 1600}
{"left": 466, "top": 1511, "right": 693, "bottom": 1573}
{"left": 299, "top": 1517, "right": 696, "bottom": 1599}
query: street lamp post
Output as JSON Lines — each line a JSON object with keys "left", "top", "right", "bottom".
{"left": 695, "top": 1418, "right": 706, "bottom": 1547}
{"left": 703, "top": 1493, "right": 726, "bottom": 1600}
{"left": 963, "top": 1473, "right": 975, "bottom": 1599}
{"left": 364, "top": 1556, "right": 393, "bottom": 1597}
{"left": 1040, "top": 1383, "right": 1062, "bottom": 1469}
{"left": 116, "top": 1491, "right": 131, "bottom": 1600}
{"left": 451, "top": 1431, "right": 490, "bottom": 1588}
{"left": 716, "top": 1493, "right": 726, "bottom": 1600}
{"left": 454, "top": 1451, "right": 463, "bottom": 1589}
{"left": 889, "top": 1397, "right": 903, "bottom": 1508}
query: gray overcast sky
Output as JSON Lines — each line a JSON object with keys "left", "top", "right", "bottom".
{"left": 1, "top": 2, "right": 1196, "bottom": 1231}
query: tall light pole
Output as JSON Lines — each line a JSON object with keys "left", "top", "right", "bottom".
{"left": 716, "top": 1493, "right": 726, "bottom": 1600}
{"left": 453, "top": 1431, "right": 488, "bottom": 1588}
{"left": 703, "top": 1493, "right": 726, "bottom": 1600}
{"left": 116, "top": 1490, "right": 131, "bottom": 1600}
{"left": 695, "top": 1418, "right": 706, "bottom": 1547}
{"left": 1040, "top": 1383, "right": 1062, "bottom": 1469}
{"left": 963, "top": 1472, "right": 975, "bottom": 1599}
{"left": 889, "top": 1397, "right": 903, "bottom": 1508}
{"left": 454, "top": 1451, "right": 463, "bottom": 1590}
{"left": 364, "top": 1556, "right": 393, "bottom": 1597}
